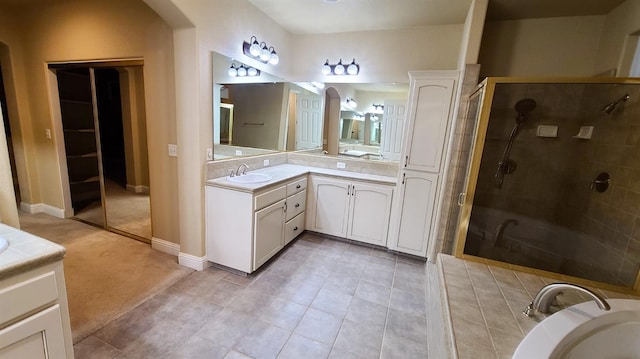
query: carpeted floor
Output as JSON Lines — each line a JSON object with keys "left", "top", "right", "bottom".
{"left": 18, "top": 212, "right": 192, "bottom": 343}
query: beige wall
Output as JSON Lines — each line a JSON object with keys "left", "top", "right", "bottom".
{"left": 0, "top": 0, "right": 179, "bottom": 243}
{"left": 290, "top": 25, "right": 464, "bottom": 84}
{"left": 479, "top": 16, "right": 605, "bottom": 77}
{"left": 595, "top": 0, "right": 640, "bottom": 75}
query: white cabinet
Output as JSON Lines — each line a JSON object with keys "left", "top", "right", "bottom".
{"left": 307, "top": 175, "right": 393, "bottom": 246}
{"left": 0, "top": 262, "right": 74, "bottom": 359}
{"left": 254, "top": 199, "right": 286, "bottom": 269}
{"left": 206, "top": 175, "right": 307, "bottom": 273}
{"left": 391, "top": 170, "right": 438, "bottom": 256}
{"left": 389, "top": 71, "right": 458, "bottom": 258}
{"left": 402, "top": 76, "right": 456, "bottom": 173}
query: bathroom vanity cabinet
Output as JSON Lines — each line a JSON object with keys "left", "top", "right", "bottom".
{"left": 206, "top": 175, "right": 307, "bottom": 273}
{"left": 306, "top": 175, "right": 393, "bottom": 246}
{"left": 0, "top": 261, "right": 74, "bottom": 359}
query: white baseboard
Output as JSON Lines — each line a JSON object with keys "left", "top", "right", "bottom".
{"left": 126, "top": 184, "right": 150, "bottom": 194}
{"left": 178, "top": 252, "right": 210, "bottom": 271}
{"left": 151, "top": 237, "right": 180, "bottom": 256}
{"left": 20, "top": 202, "right": 66, "bottom": 218}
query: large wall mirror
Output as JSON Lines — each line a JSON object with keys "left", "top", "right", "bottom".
{"left": 212, "top": 52, "right": 409, "bottom": 162}
{"left": 327, "top": 83, "right": 409, "bottom": 161}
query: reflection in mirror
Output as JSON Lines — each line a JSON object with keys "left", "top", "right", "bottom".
{"left": 327, "top": 83, "right": 409, "bottom": 161}
{"left": 219, "top": 103, "right": 233, "bottom": 145}
{"left": 212, "top": 52, "right": 324, "bottom": 160}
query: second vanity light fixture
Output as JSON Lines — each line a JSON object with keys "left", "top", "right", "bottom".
{"left": 228, "top": 63, "right": 260, "bottom": 77}
{"left": 346, "top": 97, "right": 358, "bottom": 109}
{"left": 243, "top": 36, "right": 279, "bottom": 65}
{"left": 322, "top": 58, "right": 359, "bottom": 76}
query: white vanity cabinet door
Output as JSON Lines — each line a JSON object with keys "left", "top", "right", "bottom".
{"left": 0, "top": 304, "right": 67, "bottom": 359}
{"left": 347, "top": 183, "right": 393, "bottom": 246}
{"left": 389, "top": 170, "right": 438, "bottom": 257}
{"left": 306, "top": 176, "right": 350, "bottom": 237}
{"left": 254, "top": 199, "right": 286, "bottom": 269}
{"left": 402, "top": 77, "right": 456, "bottom": 173}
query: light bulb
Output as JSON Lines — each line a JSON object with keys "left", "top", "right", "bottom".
{"left": 237, "top": 65, "right": 247, "bottom": 77}
{"left": 321, "top": 60, "right": 331, "bottom": 75}
{"left": 228, "top": 64, "right": 237, "bottom": 77}
{"left": 247, "top": 67, "right": 258, "bottom": 76}
{"left": 260, "top": 43, "right": 270, "bottom": 61}
{"left": 249, "top": 37, "right": 261, "bottom": 57}
{"left": 334, "top": 60, "right": 345, "bottom": 75}
{"left": 268, "top": 48, "right": 279, "bottom": 65}
{"left": 347, "top": 59, "right": 358, "bottom": 75}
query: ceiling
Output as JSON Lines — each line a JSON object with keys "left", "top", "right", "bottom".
{"left": 0, "top": 0, "right": 627, "bottom": 33}
{"left": 247, "top": 0, "right": 627, "bottom": 34}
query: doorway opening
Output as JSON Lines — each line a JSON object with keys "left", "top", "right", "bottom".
{"left": 0, "top": 62, "right": 20, "bottom": 206}
{"left": 51, "top": 62, "right": 151, "bottom": 242}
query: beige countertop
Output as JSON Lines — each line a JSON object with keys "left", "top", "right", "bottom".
{"left": 0, "top": 224, "right": 66, "bottom": 281}
{"left": 206, "top": 164, "right": 397, "bottom": 193}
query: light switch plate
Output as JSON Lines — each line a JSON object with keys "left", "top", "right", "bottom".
{"left": 263, "top": 159, "right": 270, "bottom": 166}
{"left": 206, "top": 148, "right": 213, "bottom": 161}
{"left": 168, "top": 144, "right": 177, "bottom": 157}
{"left": 337, "top": 162, "right": 346, "bottom": 169}
{"left": 235, "top": 150, "right": 243, "bottom": 156}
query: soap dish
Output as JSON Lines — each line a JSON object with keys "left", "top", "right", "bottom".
{"left": 536, "top": 125, "right": 558, "bottom": 138}
{"left": 573, "top": 126, "right": 593, "bottom": 139}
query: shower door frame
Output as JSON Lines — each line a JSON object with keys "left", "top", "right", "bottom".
{"left": 453, "top": 76, "right": 640, "bottom": 293}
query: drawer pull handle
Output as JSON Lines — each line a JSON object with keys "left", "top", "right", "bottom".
{"left": 296, "top": 184, "right": 301, "bottom": 189}
{"left": 293, "top": 226, "right": 298, "bottom": 231}
{"left": 295, "top": 203, "right": 300, "bottom": 208}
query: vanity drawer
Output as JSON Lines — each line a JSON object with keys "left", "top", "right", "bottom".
{"left": 285, "top": 212, "right": 305, "bottom": 245}
{"left": 285, "top": 190, "right": 306, "bottom": 221}
{"left": 0, "top": 271, "right": 59, "bottom": 328}
{"left": 287, "top": 177, "right": 307, "bottom": 196}
{"left": 255, "top": 185, "right": 286, "bottom": 211}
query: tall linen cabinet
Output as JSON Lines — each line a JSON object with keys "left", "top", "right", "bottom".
{"left": 388, "top": 71, "right": 459, "bottom": 258}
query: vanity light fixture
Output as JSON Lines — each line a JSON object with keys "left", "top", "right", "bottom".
{"left": 372, "top": 104, "right": 384, "bottom": 113}
{"left": 346, "top": 97, "right": 357, "bottom": 109}
{"left": 322, "top": 58, "right": 359, "bottom": 76}
{"left": 243, "top": 36, "right": 279, "bottom": 65}
{"left": 228, "top": 63, "right": 260, "bottom": 77}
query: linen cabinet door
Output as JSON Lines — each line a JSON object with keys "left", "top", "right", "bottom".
{"left": 390, "top": 170, "right": 438, "bottom": 257}
{"left": 403, "top": 78, "right": 456, "bottom": 173}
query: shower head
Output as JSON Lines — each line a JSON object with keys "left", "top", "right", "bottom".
{"left": 514, "top": 98, "right": 537, "bottom": 123}
{"left": 601, "top": 93, "right": 630, "bottom": 114}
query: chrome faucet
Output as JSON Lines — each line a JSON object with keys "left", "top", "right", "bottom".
{"left": 235, "top": 163, "right": 249, "bottom": 176}
{"left": 523, "top": 282, "right": 610, "bottom": 317}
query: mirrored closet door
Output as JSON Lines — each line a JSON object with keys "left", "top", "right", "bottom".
{"left": 54, "top": 62, "right": 151, "bottom": 242}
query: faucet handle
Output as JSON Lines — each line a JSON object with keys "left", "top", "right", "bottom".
{"left": 229, "top": 169, "right": 235, "bottom": 177}
{"left": 523, "top": 301, "right": 535, "bottom": 317}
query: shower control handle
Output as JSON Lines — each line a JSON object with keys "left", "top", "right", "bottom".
{"left": 591, "top": 172, "right": 611, "bottom": 193}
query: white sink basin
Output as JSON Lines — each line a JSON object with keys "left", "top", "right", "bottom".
{"left": 227, "top": 173, "right": 272, "bottom": 184}
{"left": 513, "top": 299, "right": 640, "bottom": 359}
{"left": 0, "top": 236, "right": 8, "bottom": 255}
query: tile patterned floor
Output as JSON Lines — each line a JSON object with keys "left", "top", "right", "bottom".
{"left": 73, "top": 232, "right": 429, "bottom": 358}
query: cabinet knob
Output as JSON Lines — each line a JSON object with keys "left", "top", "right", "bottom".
{"left": 296, "top": 184, "right": 301, "bottom": 189}
{"left": 293, "top": 226, "right": 298, "bottom": 231}
{"left": 295, "top": 203, "right": 300, "bottom": 208}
